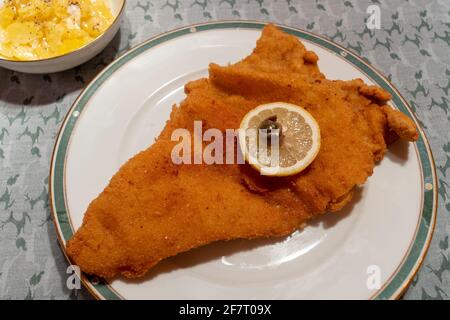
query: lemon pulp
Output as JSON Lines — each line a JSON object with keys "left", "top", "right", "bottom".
{"left": 239, "top": 102, "right": 321, "bottom": 176}
{"left": 0, "top": 0, "right": 114, "bottom": 61}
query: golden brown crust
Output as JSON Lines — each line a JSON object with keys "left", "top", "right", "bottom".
{"left": 67, "top": 24, "right": 418, "bottom": 279}
{"left": 358, "top": 84, "right": 392, "bottom": 103}
{"left": 381, "top": 105, "right": 419, "bottom": 141}
{"left": 326, "top": 191, "right": 353, "bottom": 212}
{"left": 304, "top": 50, "right": 319, "bottom": 63}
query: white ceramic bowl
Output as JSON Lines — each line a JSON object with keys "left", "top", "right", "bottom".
{"left": 0, "top": 0, "right": 125, "bottom": 74}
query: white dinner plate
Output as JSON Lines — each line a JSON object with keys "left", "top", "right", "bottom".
{"left": 50, "top": 21, "right": 437, "bottom": 300}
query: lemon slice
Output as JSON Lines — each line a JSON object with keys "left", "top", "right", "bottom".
{"left": 239, "top": 102, "right": 321, "bottom": 176}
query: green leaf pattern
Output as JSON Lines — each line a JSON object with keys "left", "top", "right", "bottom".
{"left": 0, "top": 0, "right": 449, "bottom": 299}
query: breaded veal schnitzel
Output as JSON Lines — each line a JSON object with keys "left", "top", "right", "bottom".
{"left": 67, "top": 25, "right": 418, "bottom": 278}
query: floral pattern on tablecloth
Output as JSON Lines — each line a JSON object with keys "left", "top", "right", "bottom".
{"left": 0, "top": 0, "right": 449, "bottom": 299}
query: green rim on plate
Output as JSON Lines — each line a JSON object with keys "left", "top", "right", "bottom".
{"left": 49, "top": 21, "right": 437, "bottom": 300}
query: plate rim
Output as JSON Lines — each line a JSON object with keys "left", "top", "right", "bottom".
{"left": 49, "top": 20, "right": 438, "bottom": 300}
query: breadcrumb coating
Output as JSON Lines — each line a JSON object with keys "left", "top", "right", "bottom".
{"left": 67, "top": 25, "right": 418, "bottom": 278}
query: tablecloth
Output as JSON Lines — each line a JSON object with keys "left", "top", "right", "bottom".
{"left": 0, "top": 0, "right": 449, "bottom": 300}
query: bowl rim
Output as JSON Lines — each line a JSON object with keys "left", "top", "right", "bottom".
{"left": 0, "top": 0, "right": 126, "bottom": 64}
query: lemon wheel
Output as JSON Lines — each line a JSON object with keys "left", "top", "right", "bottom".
{"left": 239, "top": 102, "right": 321, "bottom": 176}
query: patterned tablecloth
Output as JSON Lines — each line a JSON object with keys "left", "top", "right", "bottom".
{"left": 0, "top": 0, "right": 449, "bottom": 300}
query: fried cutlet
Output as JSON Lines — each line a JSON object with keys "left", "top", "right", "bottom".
{"left": 66, "top": 25, "right": 418, "bottom": 278}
